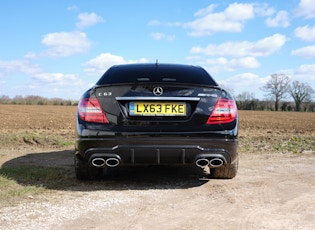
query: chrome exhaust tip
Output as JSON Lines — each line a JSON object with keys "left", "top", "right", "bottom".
{"left": 91, "top": 158, "right": 106, "bottom": 167}
{"left": 195, "top": 158, "right": 210, "bottom": 168}
{"left": 209, "top": 158, "right": 224, "bottom": 167}
{"left": 105, "top": 158, "right": 120, "bottom": 167}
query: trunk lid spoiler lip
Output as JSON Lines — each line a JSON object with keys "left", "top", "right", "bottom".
{"left": 115, "top": 96, "right": 201, "bottom": 101}
{"left": 91, "top": 83, "right": 222, "bottom": 90}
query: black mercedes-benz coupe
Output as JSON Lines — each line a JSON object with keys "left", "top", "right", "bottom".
{"left": 75, "top": 63, "right": 238, "bottom": 180}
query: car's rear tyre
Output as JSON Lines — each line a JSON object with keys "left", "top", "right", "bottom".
{"left": 210, "top": 158, "right": 238, "bottom": 179}
{"left": 74, "top": 154, "right": 103, "bottom": 180}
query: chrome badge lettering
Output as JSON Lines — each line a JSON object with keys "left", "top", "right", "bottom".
{"left": 98, "top": 92, "right": 112, "bottom": 97}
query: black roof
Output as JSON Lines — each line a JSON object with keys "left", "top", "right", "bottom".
{"left": 96, "top": 63, "right": 218, "bottom": 86}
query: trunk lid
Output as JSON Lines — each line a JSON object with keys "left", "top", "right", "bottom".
{"left": 93, "top": 84, "right": 223, "bottom": 127}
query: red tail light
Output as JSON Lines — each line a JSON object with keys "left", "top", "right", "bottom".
{"left": 78, "top": 98, "right": 109, "bottom": 123}
{"left": 207, "top": 98, "right": 237, "bottom": 124}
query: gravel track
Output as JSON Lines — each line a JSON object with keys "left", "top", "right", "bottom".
{"left": 1, "top": 150, "right": 314, "bottom": 230}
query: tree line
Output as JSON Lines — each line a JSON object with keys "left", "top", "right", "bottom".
{"left": 235, "top": 74, "right": 315, "bottom": 112}
{"left": 235, "top": 92, "right": 315, "bottom": 112}
{"left": 0, "top": 95, "right": 78, "bottom": 106}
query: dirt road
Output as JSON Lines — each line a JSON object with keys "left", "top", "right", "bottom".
{"left": 1, "top": 148, "right": 314, "bottom": 230}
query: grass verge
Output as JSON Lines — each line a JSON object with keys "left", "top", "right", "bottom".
{"left": 239, "top": 132, "right": 315, "bottom": 154}
{"left": 0, "top": 130, "right": 75, "bottom": 149}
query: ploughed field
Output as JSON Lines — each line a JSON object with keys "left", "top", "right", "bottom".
{"left": 0, "top": 105, "right": 315, "bottom": 229}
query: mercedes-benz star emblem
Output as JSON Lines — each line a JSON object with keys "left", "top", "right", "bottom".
{"left": 153, "top": 87, "right": 163, "bottom": 96}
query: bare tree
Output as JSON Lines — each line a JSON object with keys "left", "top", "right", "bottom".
{"left": 289, "top": 81, "right": 315, "bottom": 111}
{"left": 0, "top": 95, "right": 11, "bottom": 104}
{"left": 261, "top": 74, "right": 291, "bottom": 111}
{"left": 235, "top": 91, "right": 255, "bottom": 102}
{"left": 235, "top": 91, "right": 257, "bottom": 110}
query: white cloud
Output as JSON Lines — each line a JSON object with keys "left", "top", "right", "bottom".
{"left": 151, "top": 32, "right": 165, "bottom": 40}
{"left": 194, "top": 4, "right": 217, "bottom": 17}
{"left": 294, "top": 25, "right": 315, "bottom": 42}
{"left": 0, "top": 60, "right": 86, "bottom": 99}
{"left": 0, "top": 60, "right": 41, "bottom": 77}
{"left": 218, "top": 73, "right": 269, "bottom": 97}
{"left": 291, "top": 45, "right": 315, "bottom": 58}
{"left": 28, "top": 72, "right": 86, "bottom": 99}
{"left": 205, "top": 57, "right": 260, "bottom": 72}
{"left": 228, "top": 57, "right": 260, "bottom": 69}
{"left": 253, "top": 3, "right": 275, "bottom": 17}
{"left": 191, "top": 34, "right": 287, "bottom": 57}
{"left": 84, "top": 53, "right": 148, "bottom": 76}
{"left": 290, "top": 64, "right": 315, "bottom": 81}
{"left": 149, "top": 3, "right": 274, "bottom": 37}
{"left": 206, "top": 57, "right": 228, "bottom": 65}
{"left": 265, "top": 11, "right": 290, "bottom": 28}
{"left": 183, "top": 3, "right": 255, "bottom": 36}
{"left": 23, "top": 52, "right": 37, "bottom": 59}
{"left": 224, "top": 3, "right": 255, "bottom": 21}
{"left": 41, "top": 31, "right": 91, "bottom": 57}
{"left": 148, "top": 20, "right": 161, "bottom": 26}
{"left": 280, "top": 64, "right": 315, "bottom": 91}
{"left": 67, "top": 5, "right": 79, "bottom": 11}
{"left": 150, "top": 32, "right": 175, "bottom": 41}
{"left": 148, "top": 20, "right": 181, "bottom": 27}
{"left": 33, "top": 73, "right": 76, "bottom": 85}
{"left": 76, "top": 12, "right": 104, "bottom": 29}
{"left": 295, "top": 0, "right": 315, "bottom": 18}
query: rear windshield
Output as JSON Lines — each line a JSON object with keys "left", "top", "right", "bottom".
{"left": 96, "top": 64, "right": 218, "bottom": 86}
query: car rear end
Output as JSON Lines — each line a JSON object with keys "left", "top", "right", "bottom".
{"left": 75, "top": 63, "right": 238, "bottom": 180}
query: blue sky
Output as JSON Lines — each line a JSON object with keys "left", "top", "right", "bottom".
{"left": 1, "top": 0, "right": 315, "bottom": 100}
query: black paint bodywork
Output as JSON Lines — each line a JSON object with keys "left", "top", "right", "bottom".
{"left": 75, "top": 64, "right": 238, "bottom": 168}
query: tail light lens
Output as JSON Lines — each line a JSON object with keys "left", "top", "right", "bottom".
{"left": 78, "top": 98, "right": 109, "bottom": 123}
{"left": 207, "top": 98, "right": 237, "bottom": 124}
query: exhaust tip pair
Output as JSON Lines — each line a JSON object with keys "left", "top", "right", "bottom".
{"left": 195, "top": 158, "right": 224, "bottom": 168}
{"left": 91, "top": 157, "right": 120, "bottom": 168}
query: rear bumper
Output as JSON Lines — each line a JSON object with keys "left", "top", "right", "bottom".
{"left": 75, "top": 136, "right": 238, "bottom": 166}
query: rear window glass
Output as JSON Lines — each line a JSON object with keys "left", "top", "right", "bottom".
{"left": 96, "top": 64, "right": 218, "bottom": 86}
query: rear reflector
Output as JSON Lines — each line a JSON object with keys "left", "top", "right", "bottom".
{"left": 78, "top": 98, "right": 109, "bottom": 123}
{"left": 207, "top": 98, "right": 237, "bottom": 124}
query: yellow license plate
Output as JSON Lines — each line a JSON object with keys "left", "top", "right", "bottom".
{"left": 129, "top": 102, "right": 186, "bottom": 116}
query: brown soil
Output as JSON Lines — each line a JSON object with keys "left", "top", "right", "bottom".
{"left": 1, "top": 105, "right": 314, "bottom": 132}
{"left": 0, "top": 105, "right": 314, "bottom": 229}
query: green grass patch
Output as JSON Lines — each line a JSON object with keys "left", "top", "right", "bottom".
{"left": 239, "top": 134, "right": 315, "bottom": 154}
{"left": 0, "top": 131, "right": 75, "bottom": 148}
{"left": 273, "top": 136, "right": 315, "bottom": 153}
